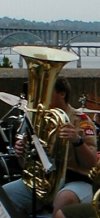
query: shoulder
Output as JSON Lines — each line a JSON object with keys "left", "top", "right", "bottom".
{"left": 69, "top": 106, "right": 96, "bottom": 134}
{"left": 76, "top": 111, "right": 96, "bottom": 136}
{"left": 67, "top": 105, "right": 89, "bottom": 122}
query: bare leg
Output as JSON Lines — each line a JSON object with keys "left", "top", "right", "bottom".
{"left": 53, "top": 190, "right": 80, "bottom": 218}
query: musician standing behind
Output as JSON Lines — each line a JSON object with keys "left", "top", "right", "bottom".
{"left": 2, "top": 76, "right": 97, "bottom": 218}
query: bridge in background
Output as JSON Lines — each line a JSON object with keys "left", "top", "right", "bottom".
{"left": 1, "top": 44, "right": 100, "bottom": 68}
{"left": 0, "top": 27, "right": 100, "bottom": 46}
{"left": 0, "top": 28, "right": 100, "bottom": 68}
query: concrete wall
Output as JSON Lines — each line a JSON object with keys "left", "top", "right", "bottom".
{"left": 0, "top": 68, "right": 100, "bottom": 118}
{"left": 60, "top": 68, "right": 100, "bottom": 110}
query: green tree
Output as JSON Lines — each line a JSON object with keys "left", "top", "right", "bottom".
{"left": 0, "top": 55, "right": 13, "bottom": 68}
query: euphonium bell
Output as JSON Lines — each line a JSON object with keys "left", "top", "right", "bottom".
{"left": 13, "top": 45, "right": 78, "bottom": 203}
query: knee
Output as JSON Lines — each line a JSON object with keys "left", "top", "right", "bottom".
{"left": 53, "top": 190, "right": 80, "bottom": 217}
{"left": 54, "top": 190, "right": 80, "bottom": 207}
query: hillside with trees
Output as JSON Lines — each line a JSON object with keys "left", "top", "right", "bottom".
{"left": 0, "top": 17, "right": 100, "bottom": 31}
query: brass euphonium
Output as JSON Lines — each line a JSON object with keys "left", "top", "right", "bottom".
{"left": 13, "top": 45, "right": 78, "bottom": 203}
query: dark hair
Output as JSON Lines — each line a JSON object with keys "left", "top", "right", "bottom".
{"left": 54, "top": 76, "right": 71, "bottom": 103}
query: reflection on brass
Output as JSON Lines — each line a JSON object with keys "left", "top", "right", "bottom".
{"left": 92, "top": 189, "right": 100, "bottom": 218}
{"left": 89, "top": 165, "right": 100, "bottom": 217}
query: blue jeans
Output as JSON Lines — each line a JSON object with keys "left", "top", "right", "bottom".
{"left": 3, "top": 178, "right": 45, "bottom": 216}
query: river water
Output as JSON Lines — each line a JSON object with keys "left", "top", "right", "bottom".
{"left": 0, "top": 42, "right": 100, "bottom": 69}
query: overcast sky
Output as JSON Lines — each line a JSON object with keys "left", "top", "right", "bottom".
{"left": 0, "top": 0, "right": 100, "bottom": 23}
